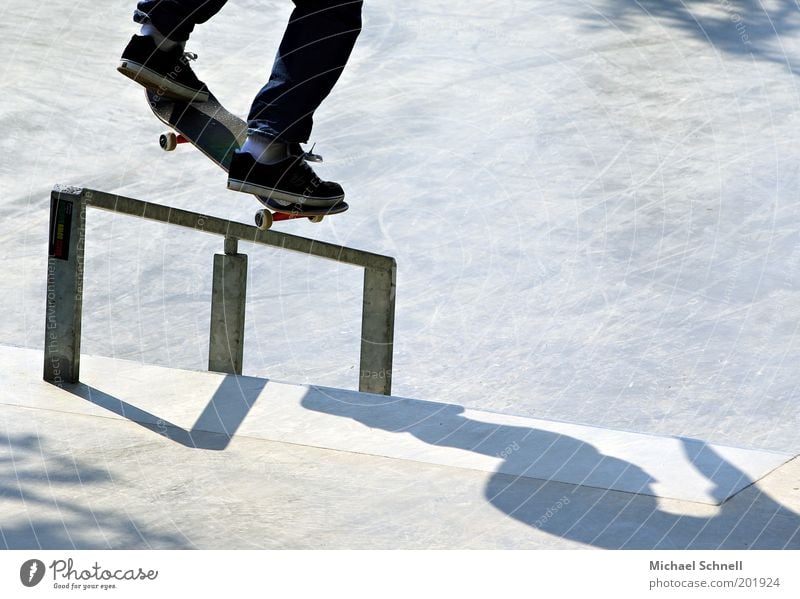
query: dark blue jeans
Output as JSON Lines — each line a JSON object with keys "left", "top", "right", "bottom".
{"left": 134, "top": 0, "right": 363, "bottom": 143}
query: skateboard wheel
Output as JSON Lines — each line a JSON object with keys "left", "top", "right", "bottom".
{"left": 160, "top": 131, "right": 178, "bottom": 151}
{"left": 255, "top": 209, "right": 273, "bottom": 231}
{"left": 309, "top": 215, "right": 324, "bottom": 224}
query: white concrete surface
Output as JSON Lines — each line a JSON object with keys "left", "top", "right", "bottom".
{"left": 1, "top": 346, "right": 798, "bottom": 549}
{"left": 2, "top": 0, "right": 800, "bottom": 458}
{"left": 1, "top": 346, "right": 792, "bottom": 506}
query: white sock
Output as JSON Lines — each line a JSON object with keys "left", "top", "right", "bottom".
{"left": 139, "top": 23, "right": 181, "bottom": 51}
{"left": 241, "top": 135, "right": 288, "bottom": 165}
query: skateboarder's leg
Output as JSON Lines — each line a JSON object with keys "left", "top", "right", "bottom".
{"left": 246, "top": 0, "right": 364, "bottom": 143}
{"left": 134, "top": 0, "right": 229, "bottom": 42}
{"left": 229, "top": 0, "right": 363, "bottom": 207}
{"left": 118, "top": 1, "right": 226, "bottom": 102}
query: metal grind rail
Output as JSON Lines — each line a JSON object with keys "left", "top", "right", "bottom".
{"left": 44, "top": 185, "right": 396, "bottom": 395}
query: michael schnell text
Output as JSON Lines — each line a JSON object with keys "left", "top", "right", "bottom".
{"left": 650, "top": 561, "right": 743, "bottom": 572}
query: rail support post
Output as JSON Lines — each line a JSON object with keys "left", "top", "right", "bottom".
{"left": 359, "top": 262, "right": 397, "bottom": 395}
{"left": 44, "top": 186, "right": 87, "bottom": 384}
{"left": 208, "top": 237, "right": 247, "bottom": 375}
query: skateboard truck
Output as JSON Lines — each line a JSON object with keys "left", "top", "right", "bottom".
{"left": 159, "top": 130, "right": 324, "bottom": 163}
{"left": 253, "top": 208, "right": 325, "bottom": 231}
{"left": 253, "top": 196, "right": 346, "bottom": 230}
{"left": 159, "top": 131, "right": 189, "bottom": 151}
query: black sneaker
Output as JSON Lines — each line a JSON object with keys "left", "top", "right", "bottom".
{"left": 287, "top": 142, "right": 323, "bottom": 163}
{"left": 117, "top": 34, "right": 209, "bottom": 103}
{"left": 227, "top": 151, "right": 345, "bottom": 207}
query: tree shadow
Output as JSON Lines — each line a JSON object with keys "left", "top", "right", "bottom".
{"left": 3, "top": 373, "right": 266, "bottom": 548}
{"left": 300, "top": 390, "right": 800, "bottom": 549}
{"left": 0, "top": 433, "right": 185, "bottom": 549}
{"left": 583, "top": 0, "right": 800, "bottom": 74}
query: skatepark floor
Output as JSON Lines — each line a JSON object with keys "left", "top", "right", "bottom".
{"left": 3, "top": 0, "right": 800, "bottom": 459}
{"left": 2, "top": 346, "right": 797, "bottom": 550}
{"left": 3, "top": 0, "right": 800, "bottom": 550}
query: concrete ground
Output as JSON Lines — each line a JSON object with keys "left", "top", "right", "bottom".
{"left": 3, "top": 2, "right": 800, "bottom": 549}
{"left": 4, "top": 0, "right": 800, "bottom": 456}
{"left": 1, "top": 346, "right": 798, "bottom": 549}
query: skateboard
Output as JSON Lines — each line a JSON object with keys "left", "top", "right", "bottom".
{"left": 145, "top": 88, "right": 348, "bottom": 230}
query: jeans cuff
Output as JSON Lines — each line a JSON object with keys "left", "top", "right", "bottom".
{"left": 246, "top": 127, "right": 289, "bottom": 143}
{"left": 247, "top": 125, "right": 310, "bottom": 144}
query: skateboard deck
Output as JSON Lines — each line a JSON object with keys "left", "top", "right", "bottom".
{"left": 145, "top": 89, "right": 348, "bottom": 229}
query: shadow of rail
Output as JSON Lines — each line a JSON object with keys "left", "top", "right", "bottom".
{"left": 61, "top": 374, "right": 267, "bottom": 450}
